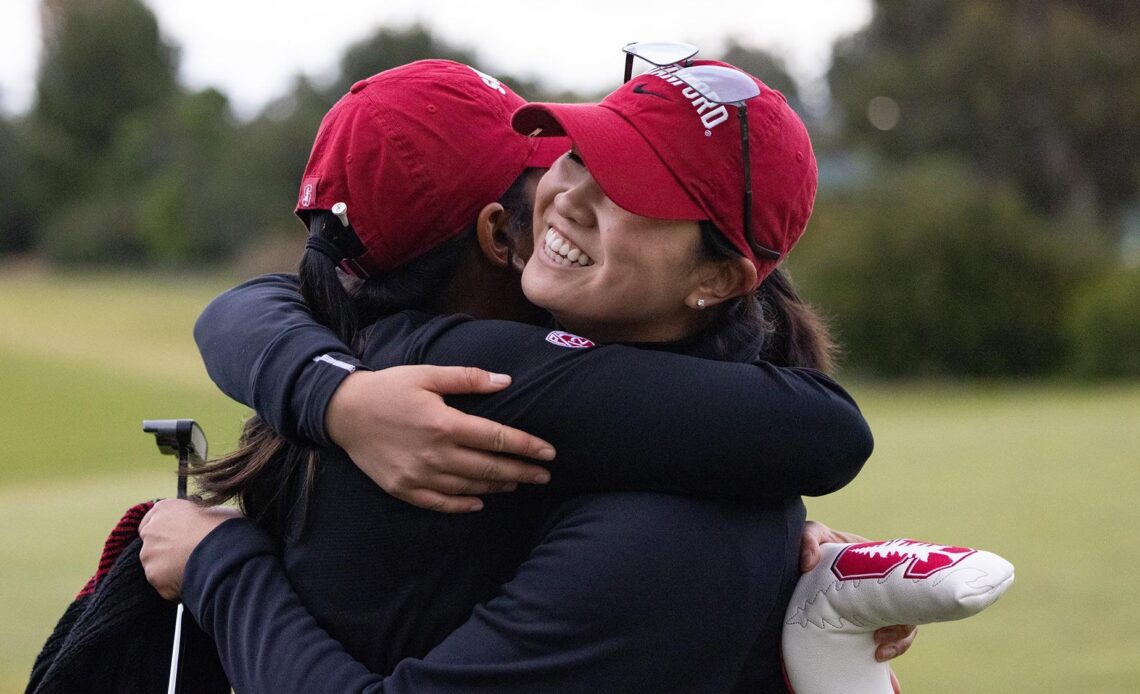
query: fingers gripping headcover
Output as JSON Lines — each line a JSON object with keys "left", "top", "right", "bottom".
{"left": 296, "top": 60, "right": 567, "bottom": 276}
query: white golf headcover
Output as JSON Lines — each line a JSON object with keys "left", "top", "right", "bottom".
{"left": 782, "top": 539, "right": 1014, "bottom": 694}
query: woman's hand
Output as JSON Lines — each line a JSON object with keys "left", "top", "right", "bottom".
{"left": 798, "top": 519, "right": 919, "bottom": 684}
{"left": 798, "top": 519, "right": 873, "bottom": 572}
{"left": 139, "top": 499, "right": 242, "bottom": 600}
{"left": 326, "top": 366, "right": 556, "bottom": 513}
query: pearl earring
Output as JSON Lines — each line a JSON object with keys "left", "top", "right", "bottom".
{"left": 696, "top": 298, "right": 706, "bottom": 309}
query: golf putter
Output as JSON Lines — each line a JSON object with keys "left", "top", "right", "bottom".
{"left": 143, "top": 419, "right": 208, "bottom": 694}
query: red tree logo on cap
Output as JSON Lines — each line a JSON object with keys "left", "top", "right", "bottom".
{"left": 299, "top": 176, "right": 320, "bottom": 209}
{"left": 831, "top": 539, "right": 977, "bottom": 581}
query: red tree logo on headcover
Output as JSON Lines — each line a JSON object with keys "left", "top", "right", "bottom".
{"left": 831, "top": 539, "right": 977, "bottom": 581}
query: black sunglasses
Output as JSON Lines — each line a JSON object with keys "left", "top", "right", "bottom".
{"left": 621, "top": 43, "right": 780, "bottom": 262}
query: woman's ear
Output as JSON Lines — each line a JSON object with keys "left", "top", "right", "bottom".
{"left": 475, "top": 202, "right": 511, "bottom": 268}
{"left": 686, "top": 257, "right": 757, "bottom": 310}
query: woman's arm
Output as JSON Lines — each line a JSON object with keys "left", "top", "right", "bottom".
{"left": 389, "top": 316, "right": 871, "bottom": 499}
{"left": 193, "top": 274, "right": 358, "bottom": 445}
{"left": 179, "top": 518, "right": 391, "bottom": 692}
{"left": 196, "top": 275, "right": 872, "bottom": 502}
{"left": 164, "top": 496, "right": 798, "bottom": 693}
{"left": 142, "top": 500, "right": 916, "bottom": 693}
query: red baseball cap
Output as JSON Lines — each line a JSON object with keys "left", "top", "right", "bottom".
{"left": 296, "top": 59, "right": 568, "bottom": 276}
{"left": 512, "top": 60, "right": 817, "bottom": 285}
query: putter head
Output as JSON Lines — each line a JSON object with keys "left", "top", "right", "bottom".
{"left": 142, "top": 419, "right": 208, "bottom": 464}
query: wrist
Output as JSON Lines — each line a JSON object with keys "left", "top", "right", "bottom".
{"left": 325, "top": 369, "right": 372, "bottom": 447}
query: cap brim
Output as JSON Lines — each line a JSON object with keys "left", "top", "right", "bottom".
{"left": 513, "top": 103, "right": 704, "bottom": 221}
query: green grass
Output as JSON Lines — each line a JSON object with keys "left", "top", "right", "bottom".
{"left": 2, "top": 272, "right": 1139, "bottom": 692}
{"left": 806, "top": 382, "right": 1140, "bottom": 693}
{"left": 0, "top": 273, "right": 251, "bottom": 487}
{"left": 0, "top": 272, "right": 249, "bottom": 692}
{"left": 0, "top": 471, "right": 173, "bottom": 691}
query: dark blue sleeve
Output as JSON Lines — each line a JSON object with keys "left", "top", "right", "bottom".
{"left": 193, "top": 274, "right": 361, "bottom": 446}
{"left": 392, "top": 317, "right": 871, "bottom": 499}
{"left": 184, "top": 496, "right": 801, "bottom": 693}
{"left": 183, "top": 519, "right": 391, "bottom": 693}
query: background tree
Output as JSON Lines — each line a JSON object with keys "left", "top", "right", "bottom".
{"left": 0, "top": 117, "right": 33, "bottom": 253}
{"left": 26, "top": 0, "right": 183, "bottom": 263}
{"left": 35, "top": 0, "right": 178, "bottom": 156}
{"left": 790, "top": 159, "right": 1095, "bottom": 376}
{"left": 828, "top": 0, "right": 1140, "bottom": 228}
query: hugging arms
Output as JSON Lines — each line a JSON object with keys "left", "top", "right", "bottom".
{"left": 138, "top": 273, "right": 905, "bottom": 692}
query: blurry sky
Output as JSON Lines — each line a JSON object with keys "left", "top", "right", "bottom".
{"left": 0, "top": 0, "right": 871, "bottom": 117}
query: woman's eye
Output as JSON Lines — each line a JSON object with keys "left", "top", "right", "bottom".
{"left": 566, "top": 150, "right": 584, "bottom": 166}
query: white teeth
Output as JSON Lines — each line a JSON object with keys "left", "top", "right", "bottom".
{"left": 544, "top": 228, "right": 594, "bottom": 267}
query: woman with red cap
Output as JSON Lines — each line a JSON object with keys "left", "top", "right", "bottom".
{"left": 140, "top": 59, "right": 913, "bottom": 691}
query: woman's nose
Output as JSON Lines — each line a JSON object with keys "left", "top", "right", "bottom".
{"left": 553, "top": 174, "right": 601, "bottom": 228}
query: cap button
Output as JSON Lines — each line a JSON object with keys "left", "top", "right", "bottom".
{"left": 350, "top": 79, "right": 368, "bottom": 94}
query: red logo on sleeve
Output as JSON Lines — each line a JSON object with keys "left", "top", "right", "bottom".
{"left": 545, "top": 331, "right": 595, "bottom": 349}
{"left": 831, "top": 539, "right": 977, "bottom": 581}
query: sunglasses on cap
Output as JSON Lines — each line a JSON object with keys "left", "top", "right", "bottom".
{"left": 621, "top": 41, "right": 699, "bottom": 82}
{"left": 621, "top": 43, "right": 780, "bottom": 262}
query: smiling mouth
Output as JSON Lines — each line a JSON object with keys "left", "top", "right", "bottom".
{"left": 543, "top": 227, "right": 594, "bottom": 267}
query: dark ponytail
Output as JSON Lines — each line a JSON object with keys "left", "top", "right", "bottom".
{"left": 191, "top": 211, "right": 366, "bottom": 535}
{"left": 698, "top": 221, "right": 837, "bottom": 374}
{"left": 755, "top": 268, "right": 837, "bottom": 374}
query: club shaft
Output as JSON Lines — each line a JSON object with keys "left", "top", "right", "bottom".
{"left": 167, "top": 603, "right": 185, "bottom": 694}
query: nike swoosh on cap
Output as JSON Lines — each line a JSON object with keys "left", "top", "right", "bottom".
{"left": 632, "top": 83, "right": 668, "bottom": 99}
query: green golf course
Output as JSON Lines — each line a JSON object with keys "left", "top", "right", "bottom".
{"left": 2, "top": 273, "right": 1137, "bottom": 693}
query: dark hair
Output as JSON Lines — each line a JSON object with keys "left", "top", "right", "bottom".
{"left": 191, "top": 172, "right": 536, "bottom": 530}
{"left": 697, "top": 221, "right": 837, "bottom": 374}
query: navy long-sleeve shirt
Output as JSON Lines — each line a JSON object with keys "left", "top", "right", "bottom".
{"left": 186, "top": 274, "right": 873, "bottom": 691}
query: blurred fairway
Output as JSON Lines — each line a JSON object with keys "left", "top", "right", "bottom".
{"left": 2, "top": 273, "right": 1138, "bottom": 693}
{"left": 0, "top": 272, "right": 249, "bottom": 693}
